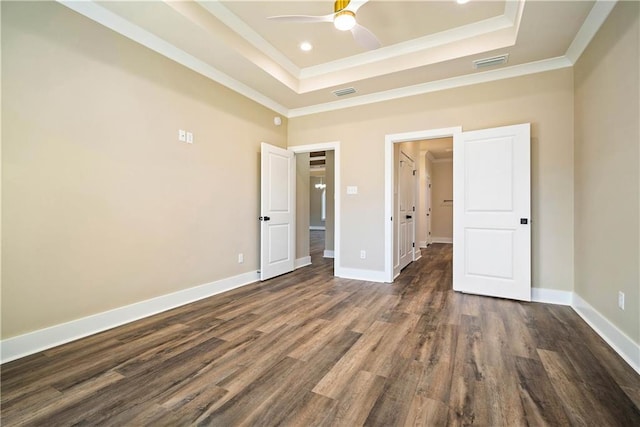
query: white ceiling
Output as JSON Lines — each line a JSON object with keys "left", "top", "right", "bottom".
{"left": 62, "top": 0, "right": 614, "bottom": 117}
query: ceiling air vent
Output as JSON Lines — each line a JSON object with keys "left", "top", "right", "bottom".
{"left": 332, "top": 87, "right": 357, "bottom": 97}
{"left": 473, "top": 54, "right": 509, "bottom": 69}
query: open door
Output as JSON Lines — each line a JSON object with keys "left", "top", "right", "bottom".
{"left": 398, "top": 151, "right": 415, "bottom": 271}
{"left": 260, "top": 142, "right": 295, "bottom": 281}
{"left": 453, "top": 123, "right": 531, "bottom": 301}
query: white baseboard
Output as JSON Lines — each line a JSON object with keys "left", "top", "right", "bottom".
{"left": 571, "top": 293, "right": 640, "bottom": 374}
{"left": 295, "top": 256, "right": 312, "bottom": 269}
{"left": 531, "top": 288, "right": 572, "bottom": 305}
{"left": 323, "top": 250, "right": 335, "bottom": 258}
{"left": 309, "top": 226, "right": 325, "bottom": 231}
{"left": 413, "top": 250, "right": 422, "bottom": 261}
{"left": 336, "top": 267, "right": 387, "bottom": 283}
{"left": 418, "top": 240, "right": 428, "bottom": 248}
{"left": 0, "top": 270, "right": 259, "bottom": 364}
{"left": 432, "top": 237, "right": 453, "bottom": 244}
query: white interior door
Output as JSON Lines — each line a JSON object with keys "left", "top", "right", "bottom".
{"left": 398, "top": 152, "right": 415, "bottom": 271}
{"left": 453, "top": 123, "right": 531, "bottom": 301}
{"left": 260, "top": 142, "right": 295, "bottom": 281}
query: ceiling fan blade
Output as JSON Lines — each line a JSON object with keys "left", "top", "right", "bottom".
{"left": 345, "top": 0, "right": 370, "bottom": 13}
{"left": 350, "top": 23, "right": 381, "bottom": 50}
{"left": 267, "top": 14, "right": 333, "bottom": 23}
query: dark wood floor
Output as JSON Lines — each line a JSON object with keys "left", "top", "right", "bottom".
{"left": 2, "top": 231, "right": 639, "bottom": 426}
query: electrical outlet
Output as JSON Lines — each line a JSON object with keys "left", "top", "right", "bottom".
{"left": 618, "top": 291, "right": 625, "bottom": 310}
{"left": 360, "top": 250, "right": 366, "bottom": 259}
{"left": 238, "top": 253, "right": 244, "bottom": 264}
{"left": 186, "top": 132, "right": 194, "bottom": 144}
{"left": 178, "top": 129, "right": 186, "bottom": 142}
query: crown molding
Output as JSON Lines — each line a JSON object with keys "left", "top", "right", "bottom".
{"left": 299, "top": 14, "right": 514, "bottom": 80}
{"left": 56, "top": 0, "right": 289, "bottom": 116}
{"left": 565, "top": 0, "right": 618, "bottom": 64}
{"left": 289, "top": 56, "right": 573, "bottom": 118}
{"left": 56, "top": 0, "right": 614, "bottom": 120}
{"left": 196, "top": 0, "right": 301, "bottom": 78}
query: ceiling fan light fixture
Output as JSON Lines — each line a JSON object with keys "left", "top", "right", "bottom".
{"left": 334, "top": 10, "right": 356, "bottom": 31}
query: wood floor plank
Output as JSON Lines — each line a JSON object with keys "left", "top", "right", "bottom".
{"left": 312, "top": 320, "right": 391, "bottom": 399}
{"left": 1, "top": 237, "right": 638, "bottom": 426}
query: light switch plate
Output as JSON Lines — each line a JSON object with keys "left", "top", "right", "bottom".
{"left": 347, "top": 186, "right": 358, "bottom": 195}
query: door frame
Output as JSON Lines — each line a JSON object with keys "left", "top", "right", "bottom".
{"left": 289, "top": 141, "right": 341, "bottom": 277}
{"left": 384, "top": 126, "right": 462, "bottom": 282}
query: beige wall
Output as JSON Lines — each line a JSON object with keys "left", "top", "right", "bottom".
{"left": 1, "top": 2, "right": 287, "bottom": 338}
{"left": 417, "top": 151, "right": 434, "bottom": 246}
{"left": 574, "top": 1, "right": 639, "bottom": 344}
{"left": 310, "top": 175, "right": 325, "bottom": 228}
{"left": 296, "top": 154, "right": 310, "bottom": 260}
{"left": 289, "top": 68, "right": 575, "bottom": 290}
{"left": 431, "top": 161, "right": 453, "bottom": 241}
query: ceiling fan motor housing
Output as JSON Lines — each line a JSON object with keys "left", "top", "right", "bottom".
{"left": 334, "top": 0, "right": 350, "bottom": 13}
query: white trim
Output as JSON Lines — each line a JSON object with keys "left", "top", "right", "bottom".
{"left": 572, "top": 293, "right": 640, "bottom": 375}
{"left": 196, "top": 1, "right": 300, "bottom": 78}
{"left": 299, "top": 14, "right": 515, "bottom": 80}
{"left": 55, "top": 0, "right": 289, "bottom": 116}
{"left": 418, "top": 240, "right": 428, "bottom": 248}
{"left": 336, "top": 267, "right": 387, "bottom": 283}
{"left": 565, "top": 0, "right": 618, "bottom": 64}
{"left": 432, "top": 158, "right": 453, "bottom": 164}
{"left": 56, "top": 0, "right": 614, "bottom": 120}
{"left": 323, "top": 250, "right": 335, "bottom": 259}
{"left": 309, "top": 226, "right": 326, "bottom": 231}
{"left": 0, "top": 270, "right": 259, "bottom": 364}
{"left": 295, "top": 256, "right": 312, "bottom": 269}
{"left": 531, "top": 288, "right": 572, "bottom": 306}
{"left": 385, "top": 127, "right": 462, "bottom": 283}
{"left": 289, "top": 57, "right": 572, "bottom": 118}
{"left": 289, "top": 142, "right": 341, "bottom": 279}
{"left": 431, "top": 237, "right": 453, "bottom": 244}
{"left": 205, "top": 0, "right": 522, "bottom": 89}
{"left": 413, "top": 249, "right": 422, "bottom": 261}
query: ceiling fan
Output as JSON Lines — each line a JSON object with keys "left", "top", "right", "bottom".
{"left": 267, "top": 0, "right": 381, "bottom": 51}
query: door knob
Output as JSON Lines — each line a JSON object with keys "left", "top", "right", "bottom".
{"left": 406, "top": 215, "right": 412, "bottom": 219}
{"left": 520, "top": 218, "right": 528, "bottom": 224}
{"left": 259, "top": 216, "right": 271, "bottom": 221}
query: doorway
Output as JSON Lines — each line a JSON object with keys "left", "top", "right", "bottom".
{"left": 384, "top": 127, "right": 462, "bottom": 282}
{"left": 289, "top": 142, "right": 341, "bottom": 277}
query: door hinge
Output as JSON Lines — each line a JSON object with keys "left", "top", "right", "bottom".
{"left": 412, "top": 242, "right": 415, "bottom": 247}
{"left": 429, "top": 232, "right": 431, "bottom": 235}
{"left": 390, "top": 216, "right": 393, "bottom": 221}
{"left": 429, "top": 184, "right": 431, "bottom": 188}
{"left": 412, "top": 206, "right": 415, "bottom": 211}
{"left": 413, "top": 170, "right": 416, "bottom": 176}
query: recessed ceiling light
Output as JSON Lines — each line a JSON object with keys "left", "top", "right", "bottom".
{"left": 300, "top": 41, "right": 313, "bottom": 52}
{"left": 457, "top": 0, "right": 470, "bottom": 4}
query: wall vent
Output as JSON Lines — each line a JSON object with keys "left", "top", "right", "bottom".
{"left": 473, "top": 54, "right": 509, "bottom": 69}
{"left": 332, "top": 87, "right": 357, "bottom": 97}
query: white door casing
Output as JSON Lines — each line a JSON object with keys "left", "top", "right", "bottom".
{"left": 453, "top": 123, "right": 531, "bottom": 301}
{"left": 398, "top": 151, "right": 415, "bottom": 272}
{"left": 260, "top": 142, "right": 296, "bottom": 281}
